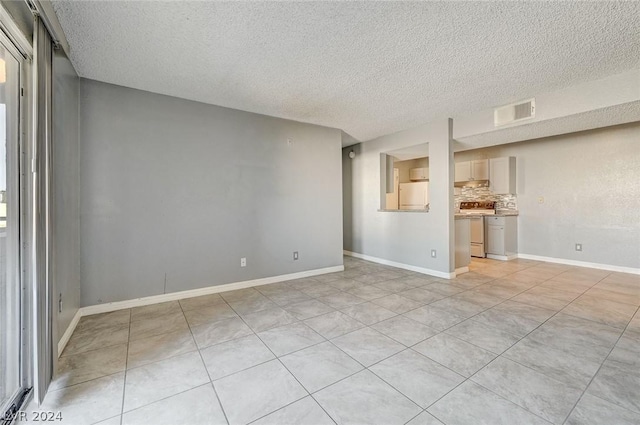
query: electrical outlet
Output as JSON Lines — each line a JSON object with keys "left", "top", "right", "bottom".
{"left": 575, "top": 243, "right": 582, "bottom": 252}
{"left": 240, "top": 257, "right": 247, "bottom": 267}
{"left": 431, "top": 249, "right": 437, "bottom": 258}
{"left": 293, "top": 251, "right": 299, "bottom": 260}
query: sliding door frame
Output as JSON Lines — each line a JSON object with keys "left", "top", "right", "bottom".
{"left": 0, "top": 8, "right": 35, "bottom": 419}
{"left": 31, "top": 17, "right": 53, "bottom": 405}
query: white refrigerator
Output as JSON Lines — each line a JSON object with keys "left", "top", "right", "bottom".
{"left": 399, "top": 182, "right": 429, "bottom": 210}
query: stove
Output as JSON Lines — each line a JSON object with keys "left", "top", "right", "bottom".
{"left": 459, "top": 201, "right": 496, "bottom": 215}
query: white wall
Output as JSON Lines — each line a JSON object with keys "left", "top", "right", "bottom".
{"left": 52, "top": 50, "right": 80, "bottom": 341}
{"left": 344, "top": 119, "right": 455, "bottom": 276}
{"left": 454, "top": 122, "right": 640, "bottom": 269}
{"left": 454, "top": 69, "right": 640, "bottom": 140}
{"left": 79, "top": 79, "right": 343, "bottom": 306}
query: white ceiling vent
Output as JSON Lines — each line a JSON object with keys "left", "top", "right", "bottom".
{"left": 494, "top": 98, "right": 535, "bottom": 127}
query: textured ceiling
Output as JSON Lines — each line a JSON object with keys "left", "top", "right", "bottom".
{"left": 52, "top": 1, "right": 640, "bottom": 141}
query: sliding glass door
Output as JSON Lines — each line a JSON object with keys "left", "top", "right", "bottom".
{"left": 0, "top": 32, "right": 26, "bottom": 417}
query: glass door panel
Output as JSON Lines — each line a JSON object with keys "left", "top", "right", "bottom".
{"left": 0, "top": 38, "right": 22, "bottom": 414}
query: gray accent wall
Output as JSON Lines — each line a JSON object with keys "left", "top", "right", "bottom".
{"left": 79, "top": 79, "right": 343, "bottom": 306}
{"left": 454, "top": 122, "right": 640, "bottom": 269}
{"left": 343, "top": 119, "right": 455, "bottom": 276}
{"left": 52, "top": 50, "right": 80, "bottom": 342}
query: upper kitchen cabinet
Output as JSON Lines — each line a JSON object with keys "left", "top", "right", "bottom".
{"left": 454, "top": 159, "right": 489, "bottom": 182}
{"left": 454, "top": 162, "right": 471, "bottom": 182}
{"left": 489, "top": 157, "right": 516, "bottom": 194}
{"left": 471, "top": 159, "right": 489, "bottom": 180}
{"left": 409, "top": 167, "right": 429, "bottom": 181}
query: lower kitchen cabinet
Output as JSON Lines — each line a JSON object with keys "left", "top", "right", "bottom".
{"left": 485, "top": 216, "right": 517, "bottom": 260}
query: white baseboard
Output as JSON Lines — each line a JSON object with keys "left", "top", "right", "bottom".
{"left": 517, "top": 253, "right": 640, "bottom": 275}
{"left": 343, "top": 250, "right": 455, "bottom": 279}
{"left": 455, "top": 266, "right": 469, "bottom": 275}
{"left": 486, "top": 253, "right": 518, "bottom": 261}
{"left": 57, "top": 309, "right": 81, "bottom": 358}
{"left": 81, "top": 265, "right": 345, "bottom": 317}
{"left": 57, "top": 265, "right": 344, "bottom": 355}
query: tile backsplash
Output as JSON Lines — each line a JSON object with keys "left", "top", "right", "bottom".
{"left": 455, "top": 186, "right": 518, "bottom": 211}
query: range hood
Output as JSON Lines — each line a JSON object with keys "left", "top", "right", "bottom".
{"left": 454, "top": 180, "right": 489, "bottom": 188}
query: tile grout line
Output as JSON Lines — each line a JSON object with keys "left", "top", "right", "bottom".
{"left": 59, "top": 257, "right": 634, "bottom": 425}
{"left": 361, "top": 345, "right": 456, "bottom": 414}
{"left": 216, "top": 259, "right": 563, "bottom": 424}
{"left": 223, "top": 296, "right": 330, "bottom": 425}
{"left": 389, "top": 267, "right": 611, "bottom": 424}
{"left": 345, "top": 260, "right": 553, "bottom": 422}
{"left": 111, "top": 304, "right": 218, "bottom": 421}
{"left": 197, "top": 296, "right": 254, "bottom": 425}
{"left": 180, "top": 297, "right": 229, "bottom": 425}
{"left": 402, "top": 410, "right": 427, "bottom": 425}
{"left": 237, "top": 283, "right": 431, "bottom": 424}
{"left": 261, "top": 285, "right": 436, "bottom": 424}
{"left": 447, "top": 271, "right": 616, "bottom": 424}
{"left": 113, "top": 382, "right": 214, "bottom": 423}
{"left": 560, "top": 303, "right": 640, "bottom": 425}
{"left": 118, "top": 309, "right": 132, "bottom": 425}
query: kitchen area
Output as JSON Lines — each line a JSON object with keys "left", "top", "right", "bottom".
{"left": 379, "top": 142, "right": 520, "bottom": 274}
{"left": 454, "top": 156, "right": 519, "bottom": 272}
{"left": 382, "top": 142, "right": 431, "bottom": 212}
{"left": 387, "top": 157, "right": 430, "bottom": 211}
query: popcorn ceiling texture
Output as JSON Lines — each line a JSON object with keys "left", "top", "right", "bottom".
{"left": 51, "top": 1, "right": 640, "bottom": 141}
{"left": 455, "top": 186, "right": 518, "bottom": 212}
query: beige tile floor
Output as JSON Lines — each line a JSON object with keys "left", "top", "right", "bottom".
{"left": 23, "top": 256, "right": 640, "bottom": 425}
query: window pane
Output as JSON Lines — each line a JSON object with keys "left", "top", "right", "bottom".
{"left": 0, "top": 42, "right": 21, "bottom": 412}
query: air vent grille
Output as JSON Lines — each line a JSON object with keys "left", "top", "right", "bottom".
{"left": 494, "top": 98, "right": 535, "bottom": 127}
{"left": 514, "top": 102, "right": 533, "bottom": 120}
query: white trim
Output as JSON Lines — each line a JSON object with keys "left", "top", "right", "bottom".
{"left": 517, "top": 253, "right": 640, "bottom": 275}
{"left": 486, "top": 253, "right": 518, "bottom": 261}
{"left": 78, "top": 265, "right": 344, "bottom": 317}
{"left": 57, "top": 309, "right": 81, "bottom": 358}
{"left": 343, "top": 250, "right": 455, "bottom": 279}
{"left": 56, "top": 266, "right": 344, "bottom": 354}
{"left": 29, "top": 1, "right": 70, "bottom": 57}
{"left": 455, "top": 266, "right": 469, "bottom": 276}
{"left": 0, "top": 3, "right": 33, "bottom": 58}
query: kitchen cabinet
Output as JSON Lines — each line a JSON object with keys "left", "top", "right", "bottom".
{"left": 454, "top": 159, "right": 489, "bottom": 182}
{"left": 455, "top": 218, "right": 471, "bottom": 270}
{"left": 485, "top": 216, "right": 517, "bottom": 260}
{"left": 471, "top": 160, "right": 489, "bottom": 180}
{"left": 486, "top": 225, "right": 505, "bottom": 256}
{"left": 454, "top": 162, "right": 471, "bottom": 182}
{"left": 409, "top": 167, "right": 429, "bottom": 181}
{"left": 489, "top": 157, "right": 516, "bottom": 194}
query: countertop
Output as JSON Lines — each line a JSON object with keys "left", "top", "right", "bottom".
{"left": 378, "top": 209, "right": 429, "bottom": 213}
{"left": 455, "top": 210, "right": 519, "bottom": 219}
